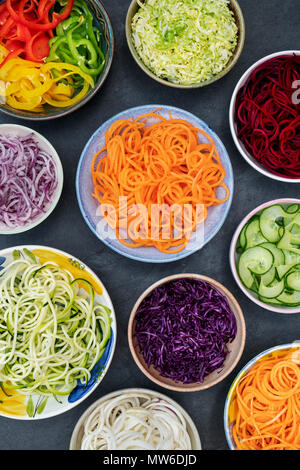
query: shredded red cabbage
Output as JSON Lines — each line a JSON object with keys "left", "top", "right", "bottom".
{"left": 0, "top": 133, "right": 58, "bottom": 229}
{"left": 235, "top": 54, "right": 300, "bottom": 178}
{"left": 134, "top": 278, "right": 237, "bottom": 384}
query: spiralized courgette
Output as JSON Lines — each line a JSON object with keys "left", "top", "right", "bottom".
{"left": 0, "top": 251, "right": 111, "bottom": 397}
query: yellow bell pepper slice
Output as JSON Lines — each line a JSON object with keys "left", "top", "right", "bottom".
{"left": 0, "top": 55, "right": 95, "bottom": 112}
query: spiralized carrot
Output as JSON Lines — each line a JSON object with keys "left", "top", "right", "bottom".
{"left": 231, "top": 348, "right": 300, "bottom": 450}
{"left": 91, "top": 109, "right": 229, "bottom": 254}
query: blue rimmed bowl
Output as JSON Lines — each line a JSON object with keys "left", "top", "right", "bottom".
{"left": 0, "top": 245, "right": 116, "bottom": 420}
{"left": 76, "top": 105, "right": 234, "bottom": 263}
{"left": 224, "top": 343, "right": 300, "bottom": 450}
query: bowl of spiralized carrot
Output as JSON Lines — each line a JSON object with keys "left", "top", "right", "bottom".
{"left": 224, "top": 343, "right": 300, "bottom": 450}
{"left": 76, "top": 105, "right": 233, "bottom": 263}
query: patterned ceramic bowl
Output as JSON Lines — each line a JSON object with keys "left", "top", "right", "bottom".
{"left": 0, "top": 245, "right": 116, "bottom": 420}
{"left": 76, "top": 105, "right": 234, "bottom": 263}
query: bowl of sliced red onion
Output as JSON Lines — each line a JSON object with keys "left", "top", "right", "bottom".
{"left": 0, "top": 124, "right": 63, "bottom": 234}
{"left": 230, "top": 51, "right": 300, "bottom": 183}
{"left": 128, "top": 274, "right": 246, "bottom": 392}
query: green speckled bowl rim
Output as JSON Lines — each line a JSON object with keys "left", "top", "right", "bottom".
{"left": 0, "top": 0, "right": 114, "bottom": 121}
{"left": 126, "top": 0, "right": 245, "bottom": 89}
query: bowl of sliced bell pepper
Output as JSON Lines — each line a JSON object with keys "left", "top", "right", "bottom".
{"left": 0, "top": 0, "right": 114, "bottom": 120}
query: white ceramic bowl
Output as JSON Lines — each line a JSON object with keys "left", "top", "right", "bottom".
{"left": 230, "top": 198, "right": 300, "bottom": 314}
{"left": 70, "top": 388, "right": 202, "bottom": 450}
{"left": 229, "top": 50, "right": 300, "bottom": 183}
{"left": 0, "top": 124, "right": 63, "bottom": 234}
{"left": 0, "top": 245, "right": 116, "bottom": 420}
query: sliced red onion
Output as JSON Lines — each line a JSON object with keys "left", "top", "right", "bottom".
{"left": 0, "top": 133, "right": 58, "bottom": 229}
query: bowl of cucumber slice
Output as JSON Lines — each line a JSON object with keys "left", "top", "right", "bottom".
{"left": 230, "top": 199, "right": 300, "bottom": 313}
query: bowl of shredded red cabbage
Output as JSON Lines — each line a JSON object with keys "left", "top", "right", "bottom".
{"left": 0, "top": 124, "right": 63, "bottom": 234}
{"left": 128, "top": 274, "right": 246, "bottom": 391}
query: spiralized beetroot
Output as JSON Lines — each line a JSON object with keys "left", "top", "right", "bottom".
{"left": 0, "top": 133, "right": 58, "bottom": 228}
{"left": 134, "top": 278, "right": 237, "bottom": 384}
{"left": 235, "top": 54, "right": 300, "bottom": 178}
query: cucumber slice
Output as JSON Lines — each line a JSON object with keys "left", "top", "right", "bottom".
{"left": 238, "top": 247, "right": 274, "bottom": 289}
{"left": 259, "top": 205, "right": 286, "bottom": 242}
{"left": 276, "top": 263, "right": 300, "bottom": 279}
{"left": 245, "top": 218, "right": 267, "bottom": 249}
{"left": 277, "top": 229, "right": 300, "bottom": 255}
{"left": 277, "top": 290, "right": 300, "bottom": 306}
{"left": 259, "top": 295, "right": 282, "bottom": 305}
{"left": 258, "top": 279, "right": 284, "bottom": 298}
{"left": 238, "top": 222, "right": 249, "bottom": 250}
{"left": 285, "top": 271, "right": 300, "bottom": 291}
{"left": 259, "top": 243, "right": 285, "bottom": 266}
{"left": 261, "top": 267, "right": 276, "bottom": 286}
{"left": 286, "top": 204, "right": 300, "bottom": 214}
{"left": 282, "top": 250, "right": 300, "bottom": 265}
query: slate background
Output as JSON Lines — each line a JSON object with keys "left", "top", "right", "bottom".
{"left": 0, "top": 0, "right": 299, "bottom": 450}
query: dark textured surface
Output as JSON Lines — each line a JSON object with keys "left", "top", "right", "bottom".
{"left": 0, "top": 0, "right": 299, "bottom": 451}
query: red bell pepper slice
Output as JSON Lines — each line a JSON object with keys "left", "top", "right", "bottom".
{"left": 7, "top": 0, "right": 74, "bottom": 31}
{"left": 38, "top": 0, "right": 56, "bottom": 19}
{"left": 0, "top": 16, "right": 16, "bottom": 39}
{"left": 26, "top": 30, "right": 50, "bottom": 61}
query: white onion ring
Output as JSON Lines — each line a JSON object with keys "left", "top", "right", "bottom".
{"left": 81, "top": 392, "right": 192, "bottom": 450}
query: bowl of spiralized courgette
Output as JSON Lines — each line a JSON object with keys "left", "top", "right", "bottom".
{"left": 230, "top": 199, "right": 300, "bottom": 314}
{"left": 0, "top": 245, "right": 116, "bottom": 420}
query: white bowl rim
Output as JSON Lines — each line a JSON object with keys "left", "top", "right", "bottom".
{"left": 0, "top": 244, "right": 117, "bottom": 420}
{"left": 229, "top": 198, "right": 300, "bottom": 314}
{"left": 0, "top": 124, "right": 64, "bottom": 234}
{"left": 229, "top": 50, "right": 300, "bottom": 183}
{"left": 69, "top": 387, "right": 202, "bottom": 450}
{"left": 224, "top": 342, "right": 300, "bottom": 450}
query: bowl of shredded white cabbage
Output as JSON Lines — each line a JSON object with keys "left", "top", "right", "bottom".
{"left": 126, "top": 0, "right": 245, "bottom": 88}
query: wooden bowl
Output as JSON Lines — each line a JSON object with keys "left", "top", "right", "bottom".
{"left": 128, "top": 274, "right": 246, "bottom": 392}
{"left": 126, "top": 0, "right": 245, "bottom": 89}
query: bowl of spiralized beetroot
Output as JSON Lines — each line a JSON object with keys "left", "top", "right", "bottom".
{"left": 0, "top": 124, "right": 63, "bottom": 234}
{"left": 230, "top": 51, "right": 300, "bottom": 183}
{"left": 128, "top": 274, "right": 246, "bottom": 392}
